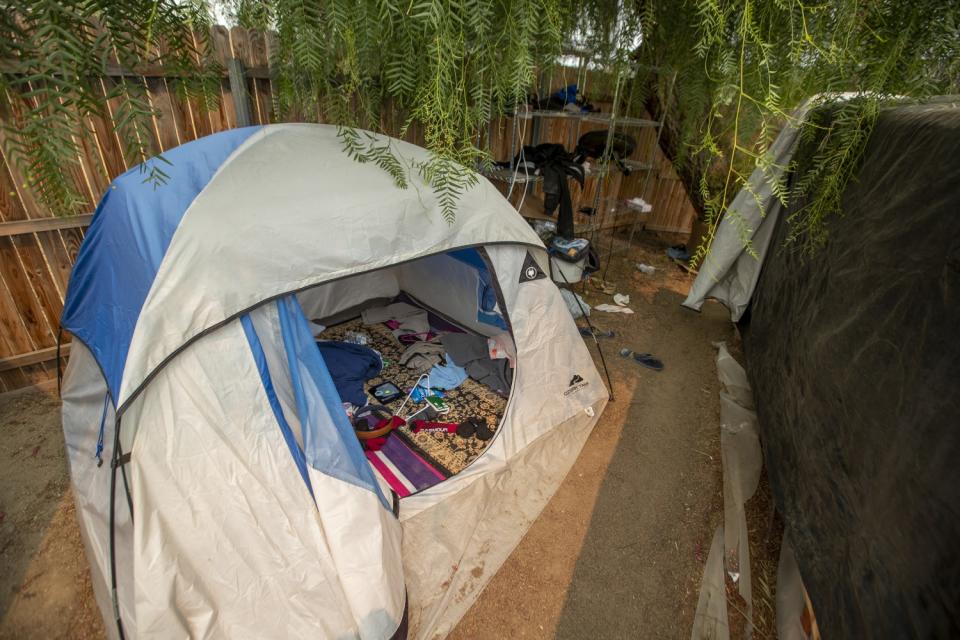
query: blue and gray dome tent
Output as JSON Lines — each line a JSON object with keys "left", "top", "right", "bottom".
{"left": 60, "top": 124, "right": 607, "bottom": 639}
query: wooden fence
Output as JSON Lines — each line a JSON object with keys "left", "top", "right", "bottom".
{"left": 0, "top": 26, "right": 697, "bottom": 393}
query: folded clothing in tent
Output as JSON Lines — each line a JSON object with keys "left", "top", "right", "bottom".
{"left": 441, "top": 333, "right": 513, "bottom": 395}
{"left": 399, "top": 339, "right": 446, "bottom": 371}
{"left": 316, "top": 341, "right": 383, "bottom": 407}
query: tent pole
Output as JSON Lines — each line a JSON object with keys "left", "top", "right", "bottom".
{"left": 554, "top": 269, "right": 615, "bottom": 402}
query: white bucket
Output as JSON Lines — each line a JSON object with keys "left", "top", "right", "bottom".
{"left": 550, "top": 254, "right": 586, "bottom": 284}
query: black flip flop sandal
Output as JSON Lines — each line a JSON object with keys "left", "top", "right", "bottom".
{"left": 579, "top": 326, "right": 615, "bottom": 338}
{"left": 619, "top": 348, "right": 664, "bottom": 372}
{"left": 456, "top": 419, "right": 477, "bottom": 438}
{"left": 475, "top": 421, "right": 494, "bottom": 441}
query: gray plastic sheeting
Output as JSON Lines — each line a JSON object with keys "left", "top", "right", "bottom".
{"left": 717, "top": 343, "right": 762, "bottom": 638}
{"left": 691, "top": 526, "right": 730, "bottom": 640}
{"left": 682, "top": 102, "right": 815, "bottom": 321}
{"left": 692, "top": 343, "right": 762, "bottom": 640}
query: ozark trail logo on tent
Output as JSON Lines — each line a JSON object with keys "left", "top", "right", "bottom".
{"left": 565, "top": 373, "right": 589, "bottom": 396}
{"left": 519, "top": 252, "right": 546, "bottom": 283}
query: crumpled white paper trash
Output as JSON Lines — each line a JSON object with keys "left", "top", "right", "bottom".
{"left": 594, "top": 303, "right": 634, "bottom": 314}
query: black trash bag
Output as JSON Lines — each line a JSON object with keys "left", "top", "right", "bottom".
{"left": 573, "top": 130, "right": 637, "bottom": 175}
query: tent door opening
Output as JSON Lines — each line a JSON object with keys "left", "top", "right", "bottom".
{"left": 283, "top": 247, "right": 515, "bottom": 498}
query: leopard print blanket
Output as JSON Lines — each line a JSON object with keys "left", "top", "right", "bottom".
{"left": 323, "top": 317, "right": 508, "bottom": 476}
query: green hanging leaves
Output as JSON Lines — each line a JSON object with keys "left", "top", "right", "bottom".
{"left": 337, "top": 126, "right": 409, "bottom": 190}
{"left": 2, "top": 0, "right": 957, "bottom": 241}
{"left": 633, "top": 0, "right": 959, "bottom": 259}
{"left": 265, "top": 0, "right": 568, "bottom": 222}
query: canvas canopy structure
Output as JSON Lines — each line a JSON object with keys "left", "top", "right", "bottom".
{"left": 59, "top": 124, "right": 608, "bottom": 639}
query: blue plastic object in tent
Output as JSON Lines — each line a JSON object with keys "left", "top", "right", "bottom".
{"left": 448, "top": 248, "right": 508, "bottom": 331}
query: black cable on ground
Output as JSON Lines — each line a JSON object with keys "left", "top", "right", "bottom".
{"left": 554, "top": 265, "right": 615, "bottom": 402}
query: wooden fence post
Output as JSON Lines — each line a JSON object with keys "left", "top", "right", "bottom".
{"left": 227, "top": 58, "right": 253, "bottom": 127}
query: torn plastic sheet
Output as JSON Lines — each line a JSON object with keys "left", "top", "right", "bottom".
{"left": 714, "top": 342, "right": 762, "bottom": 638}
{"left": 681, "top": 95, "right": 819, "bottom": 322}
{"left": 683, "top": 94, "right": 866, "bottom": 321}
{"left": 777, "top": 534, "right": 815, "bottom": 640}
{"left": 715, "top": 342, "right": 754, "bottom": 410}
{"left": 691, "top": 526, "right": 730, "bottom": 640}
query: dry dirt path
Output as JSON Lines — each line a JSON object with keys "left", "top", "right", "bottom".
{"left": 450, "top": 239, "right": 732, "bottom": 639}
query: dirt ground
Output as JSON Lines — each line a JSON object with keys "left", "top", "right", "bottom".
{"left": 450, "top": 235, "right": 734, "bottom": 639}
{"left": 0, "top": 385, "right": 104, "bottom": 640}
{"left": 0, "top": 232, "right": 777, "bottom": 639}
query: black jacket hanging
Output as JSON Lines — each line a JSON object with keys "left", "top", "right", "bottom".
{"left": 499, "top": 144, "right": 584, "bottom": 239}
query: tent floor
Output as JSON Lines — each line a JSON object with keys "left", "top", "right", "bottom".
{"left": 323, "top": 315, "right": 508, "bottom": 496}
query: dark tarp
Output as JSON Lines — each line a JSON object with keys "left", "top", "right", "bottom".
{"left": 743, "top": 102, "right": 960, "bottom": 638}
